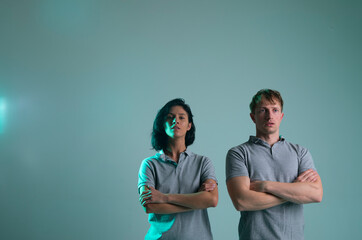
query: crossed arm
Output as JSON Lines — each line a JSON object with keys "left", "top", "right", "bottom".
{"left": 226, "top": 169, "right": 323, "bottom": 211}
{"left": 139, "top": 179, "right": 218, "bottom": 214}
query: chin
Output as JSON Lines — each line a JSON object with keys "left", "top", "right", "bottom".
{"left": 261, "top": 129, "right": 276, "bottom": 135}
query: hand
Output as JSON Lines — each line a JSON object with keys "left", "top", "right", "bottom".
{"left": 198, "top": 180, "right": 217, "bottom": 192}
{"left": 250, "top": 181, "right": 267, "bottom": 192}
{"left": 139, "top": 186, "right": 168, "bottom": 206}
{"left": 294, "top": 169, "right": 319, "bottom": 183}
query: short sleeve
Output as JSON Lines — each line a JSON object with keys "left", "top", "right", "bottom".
{"left": 200, "top": 157, "right": 218, "bottom": 184}
{"left": 225, "top": 147, "right": 249, "bottom": 182}
{"left": 297, "top": 146, "right": 316, "bottom": 174}
{"left": 138, "top": 158, "right": 156, "bottom": 193}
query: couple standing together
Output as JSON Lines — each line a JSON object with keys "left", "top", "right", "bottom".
{"left": 138, "top": 89, "right": 323, "bottom": 240}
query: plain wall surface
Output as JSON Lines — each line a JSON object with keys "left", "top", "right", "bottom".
{"left": 1, "top": 1, "right": 361, "bottom": 239}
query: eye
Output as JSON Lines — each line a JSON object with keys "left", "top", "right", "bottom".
{"left": 273, "top": 109, "right": 279, "bottom": 113}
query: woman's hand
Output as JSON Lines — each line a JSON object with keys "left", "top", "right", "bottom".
{"left": 139, "top": 186, "right": 168, "bottom": 206}
{"left": 198, "top": 180, "right": 217, "bottom": 192}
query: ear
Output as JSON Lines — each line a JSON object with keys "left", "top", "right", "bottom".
{"left": 187, "top": 122, "right": 192, "bottom": 131}
{"left": 250, "top": 113, "right": 256, "bottom": 123}
{"left": 281, "top": 112, "right": 284, "bottom": 120}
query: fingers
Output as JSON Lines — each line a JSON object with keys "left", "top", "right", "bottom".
{"left": 304, "top": 170, "right": 318, "bottom": 182}
{"left": 140, "top": 191, "right": 152, "bottom": 200}
{"left": 204, "top": 184, "right": 216, "bottom": 191}
{"left": 249, "top": 181, "right": 265, "bottom": 192}
{"left": 199, "top": 181, "right": 217, "bottom": 192}
{"left": 295, "top": 169, "right": 318, "bottom": 183}
{"left": 139, "top": 190, "right": 152, "bottom": 206}
{"left": 249, "top": 182, "right": 256, "bottom": 191}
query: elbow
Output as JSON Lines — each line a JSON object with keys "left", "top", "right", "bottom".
{"left": 314, "top": 192, "right": 323, "bottom": 203}
{"left": 233, "top": 197, "right": 260, "bottom": 211}
{"left": 210, "top": 196, "right": 218, "bottom": 208}
{"left": 205, "top": 194, "right": 218, "bottom": 208}
{"left": 236, "top": 204, "right": 249, "bottom": 211}
{"left": 312, "top": 187, "right": 323, "bottom": 203}
{"left": 233, "top": 200, "right": 249, "bottom": 211}
{"left": 205, "top": 191, "right": 218, "bottom": 208}
{"left": 235, "top": 205, "right": 244, "bottom": 211}
{"left": 305, "top": 190, "right": 323, "bottom": 204}
{"left": 235, "top": 205, "right": 248, "bottom": 211}
{"left": 143, "top": 205, "right": 155, "bottom": 214}
{"left": 312, "top": 180, "right": 323, "bottom": 203}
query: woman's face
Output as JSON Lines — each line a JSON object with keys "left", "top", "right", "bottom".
{"left": 164, "top": 105, "right": 192, "bottom": 139}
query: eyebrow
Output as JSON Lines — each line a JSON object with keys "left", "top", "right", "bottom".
{"left": 257, "top": 106, "right": 281, "bottom": 109}
{"left": 167, "top": 113, "right": 187, "bottom": 115}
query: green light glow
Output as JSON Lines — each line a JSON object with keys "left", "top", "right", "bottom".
{"left": 0, "top": 98, "right": 6, "bottom": 134}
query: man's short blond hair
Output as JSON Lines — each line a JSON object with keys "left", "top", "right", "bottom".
{"left": 249, "top": 89, "right": 284, "bottom": 113}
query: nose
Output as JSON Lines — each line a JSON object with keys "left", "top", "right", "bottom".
{"left": 265, "top": 110, "right": 271, "bottom": 119}
{"left": 172, "top": 118, "right": 177, "bottom": 124}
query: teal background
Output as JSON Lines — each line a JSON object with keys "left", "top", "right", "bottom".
{"left": 1, "top": 1, "right": 361, "bottom": 239}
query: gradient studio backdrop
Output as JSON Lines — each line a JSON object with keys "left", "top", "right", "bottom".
{"left": 1, "top": 1, "right": 361, "bottom": 239}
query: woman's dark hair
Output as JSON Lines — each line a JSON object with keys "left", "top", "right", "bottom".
{"left": 151, "top": 98, "right": 196, "bottom": 151}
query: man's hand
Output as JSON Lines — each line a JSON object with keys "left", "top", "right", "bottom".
{"left": 139, "top": 186, "right": 168, "bottom": 206}
{"left": 294, "top": 169, "right": 318, "bottom": 183}
{"left": 198, "top": 180, "right": 217, "bottom": 192}
{"left": 250, "top": 181, "right": 267, "bottom": 193}
{"left": 248, "top": 168, "right": 322, "bottom": 204}
{"left": 250, "top": 169, "right": 319, "bottom": 193}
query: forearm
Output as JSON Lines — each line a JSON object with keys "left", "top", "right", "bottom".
{"left": 231, "top": 189, "right": 286, "bottom": 211}
{"left": 227, "top": 177, "right": 285, "bottom": 211}
{"left": 167, "top": 190, "right": 218, "bottom": 209}
{"left": 264, "top": 181, "right": 323, "bottom": 204}
{"left": 139, "top": 180, "right": 218, "bottom": 212}
{"left": 144, "top": 203, "right": 192, "bottom": 214}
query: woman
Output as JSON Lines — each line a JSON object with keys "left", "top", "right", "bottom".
{"left": 138, "top": 98, "right": 218, "bottom": 240}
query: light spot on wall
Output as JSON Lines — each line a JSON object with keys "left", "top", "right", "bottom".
{"left": 0, "top": 98, "right": 6, "bottom": 134}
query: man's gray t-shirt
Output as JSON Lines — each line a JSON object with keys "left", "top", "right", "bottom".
{"left": 138, "top": 149, "right": 217, "bottom": 240}
{"left": 226, "top": 136, "right": 316, "bottom": 240}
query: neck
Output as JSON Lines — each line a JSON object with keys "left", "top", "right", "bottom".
{"left": 256, "top": 131, "right": 280, "bottom": 147}
{"left": 164, "top": 138, "right": 187, "bottom": 163}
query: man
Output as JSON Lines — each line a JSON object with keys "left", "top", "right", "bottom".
{"left": 226, "top": 89, "right": 323, "bottom": 240}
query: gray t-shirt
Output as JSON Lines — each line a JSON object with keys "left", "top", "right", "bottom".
{"left": 226, "top": 136, "right": 316, "bottom": 240}
{"left": 138, "top": 149, "right": 217, "bottom": 240}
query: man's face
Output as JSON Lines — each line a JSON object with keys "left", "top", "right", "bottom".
{"left": 164, "top": 106, "right": 192, "bottom": 139}
{"left": 250, "top": 97, "right": 284, "bottom": 136}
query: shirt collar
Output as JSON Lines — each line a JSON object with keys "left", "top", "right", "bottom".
{"left": 184, "top": 148, "right": 192, "bottom": 156}
{"left": 158, "top": 150, "right": 168, "bottom": 162}
{"left": 158, "top": 148, "right": 191, "bottom": 162}
{"left": 249, "top": 135, "right": 285, "bottom": 145}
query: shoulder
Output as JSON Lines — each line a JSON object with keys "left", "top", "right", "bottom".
{"left": 282, "top": 140, "right": 313, "bottom": 163}
{"left": 140, "top": 153, "right": 162, "bottom": 168}
{"left": 187, "top": 151, "right": 211, "bottom": 163}
{"left": 283, "top": 140, "right": 310, "bottom": 156}
{"left": 283, "top": 140, "right": 316, "bottom": 171}
{"left": 227, "top": 141, "right": 250, "bottom": 157}
{"left": 186, "top": 151, "right": 217, "bottom": 172}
